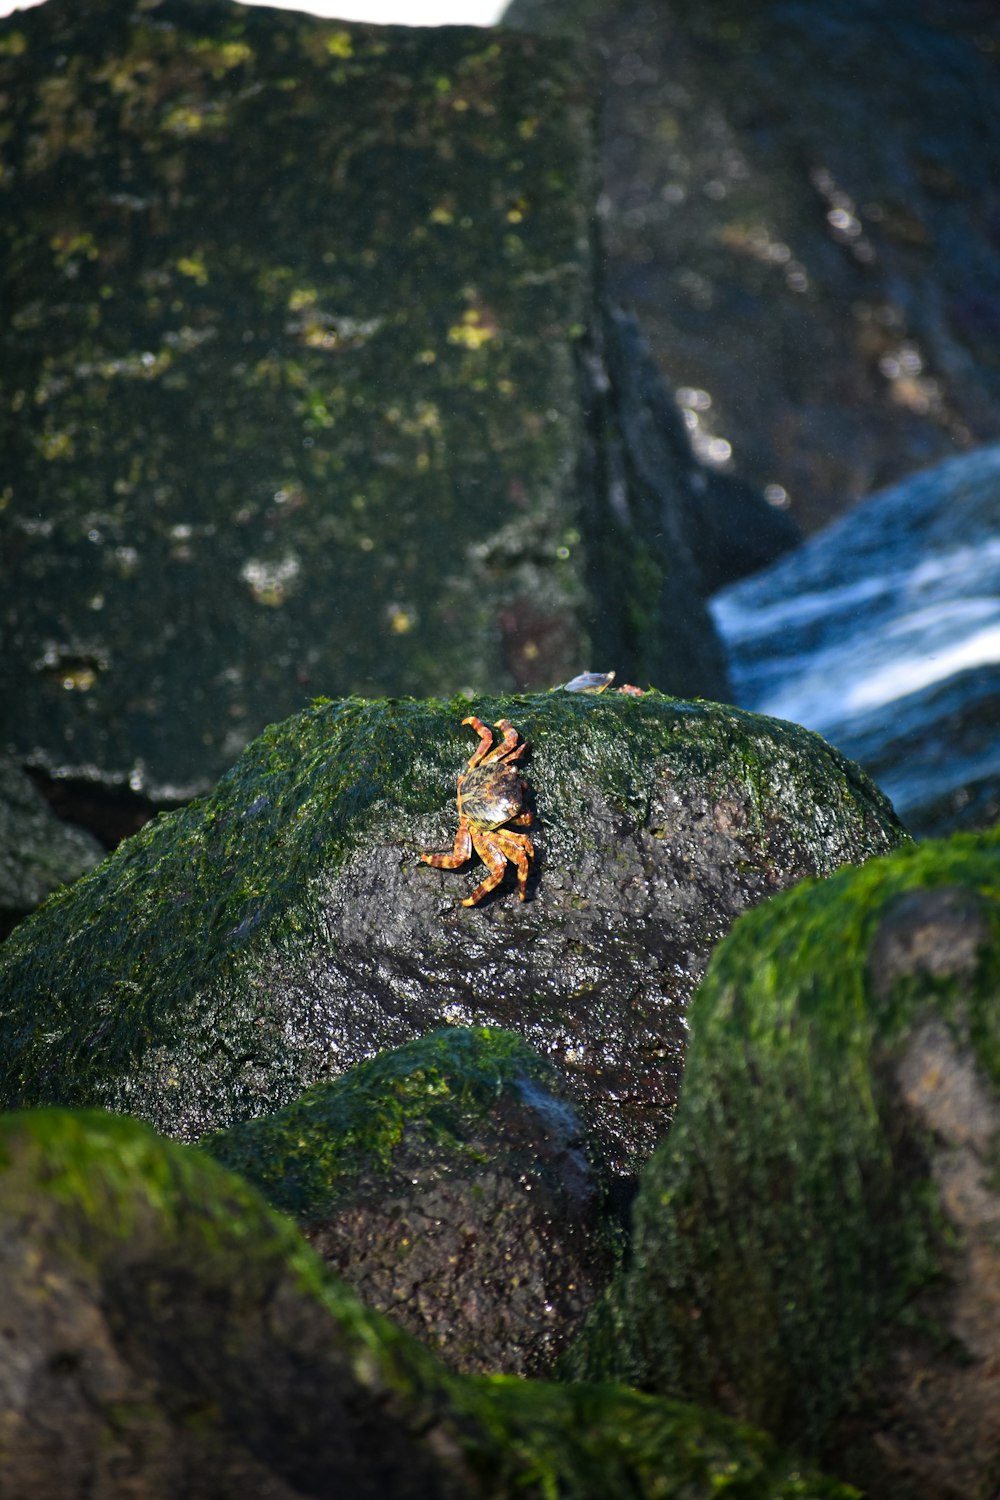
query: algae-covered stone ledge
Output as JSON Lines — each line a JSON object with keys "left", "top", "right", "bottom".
{"left": 1, "top": 0, "right": 729, "bottom": 805}
{"left": 0, "top": 1105, "right": 857, "bottom": 1498}
{"left": 0, "top": 691, "right": 907, "bottom": 1170}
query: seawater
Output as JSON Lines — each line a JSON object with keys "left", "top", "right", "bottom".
{"left": 709, "top": 445, "right": 1000, "bottom": 831}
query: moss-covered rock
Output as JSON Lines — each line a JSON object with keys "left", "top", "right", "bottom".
{"left": 0, "top": 691, "right": 907, "bottom": 1172}
{"left": 0, "top": 1104, "right": 857, "bottom": 1498}
{"left": 0, "top": 0, "right": 731, "bottom": 805}
{"left": 568, "top": 825, "right": 1000, "bottom": 1498}
{"left": 203, "top": 1026, "right": 618, "bottom": 1377}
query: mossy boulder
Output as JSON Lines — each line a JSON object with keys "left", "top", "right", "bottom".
{"left": 204, "top": 1025, "right": 618, "bottom": 1377}
{"left": 1, "top": 0, "right": 729, "bottom": 806}
{"left": 0, "top": 1106, "right": 855, "bottom": 1499}
{"left": 0, "top": 692, "right": 907, "bottom": 1174}
{"left": 567, "top": 825, "right": 1000, "bottom": 1498}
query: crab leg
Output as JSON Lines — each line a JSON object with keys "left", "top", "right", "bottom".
{"left": 494, "top": 829, "right": 533, "bottom": 900}
{"left": 464, "top": 831, "right": 509, "bottom": 905}
{"left": 420, "top": 821, "right": 473, "bottom": 870}
{"left": 461, "top": 716, "right": 495, "bottom": 768}
{"left": 482, "top": 719, "right": 526, "bottom": 765}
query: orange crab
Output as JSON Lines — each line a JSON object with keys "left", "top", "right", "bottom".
{"left": 420, "top": 716, "right": 535, "bottom": 906}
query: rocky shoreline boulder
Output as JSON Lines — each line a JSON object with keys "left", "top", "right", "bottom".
{"left": 566, "top": 823, "right": 1000, "bottom": 1499}
{"left": 204, "top": 1025, "right": 619, "bottom": 1378}
{"left": 503, "top": 0, "right": 1000, "bottom": 529}
{"left": 0, "top": 1105, "right": 856, "bottom": 1499}
{"left": 0, "top": 690, "right": 907, "bottom": 1175}
{"left": 0, "top": 759, "right": 104, "bottom": 938}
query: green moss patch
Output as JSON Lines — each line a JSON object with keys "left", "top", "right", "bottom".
{"left": 569, "top": 825, "right": 1000, "bottom": 1447}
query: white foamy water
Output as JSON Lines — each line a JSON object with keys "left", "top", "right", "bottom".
{"left": 710, "top": 445, "right": 1000, "bottom": 829}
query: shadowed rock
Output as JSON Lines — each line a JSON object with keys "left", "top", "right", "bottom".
{"left": 0, "top": 1106, "right": 856, "bottom": 1500}
{"left": 567, "top": 824, "right": 1000, "bottom": 1499}
{"left": 504, "top": 0, "right": 1000, "bottom": 529}
{"left": 0, "top": 759, "right": 104, "bottom": 937}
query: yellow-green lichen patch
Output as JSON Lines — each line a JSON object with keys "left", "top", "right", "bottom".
{"left": 0, "top": 0, "right": 597, "bottom": 797}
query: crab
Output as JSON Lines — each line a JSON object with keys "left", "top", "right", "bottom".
{"left": 420, "top": 716, "right": 535, "bottom": 906}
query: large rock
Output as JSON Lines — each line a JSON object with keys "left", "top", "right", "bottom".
{"left": 711, "top": 444, "right": 1000, "bottom": 837}
{"left": 0, "top": 0, "right": 731, "bottom": 807}
{"left": 204, "top": 1026, "right": 619, "bottom": 1378}
{"left": 0, "top": 690, "right": 907, "bottom": 1174}
{"left": 567, "top": 824, "right": 1000, "bottom": 1499}
{"left": 503, "top": 0, "right": 1000, "bottom": 530}
{"left": 0, "top": 1106, "right": 856, "bottom": 1499}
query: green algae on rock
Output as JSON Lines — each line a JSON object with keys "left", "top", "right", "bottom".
{"left": 0, "top": 692, "right": 907, "bottom": 1171}
{"left": 0, "top": 0, "right": 730, "bottom": 805}
{"left": 566, "top": 824, "right": 1000, "bottom": 1499}
{"left": 204, "top": 1026, "right": 619, "bottom": 1377}
{"left": 0, "top": 1105, "right": 859, "bottom": 1499}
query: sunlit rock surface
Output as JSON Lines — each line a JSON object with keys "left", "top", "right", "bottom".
{"left": 711, "top": 444, "right": 1000, "bottom": 837}
{"left": 503, "top": 0, "right": 1000, "bottom": 530}
{"left": 1, "top": 0, "right": 736, "bottom": 806}
{"left": 567, "top": 825, "right": 1000, "bottom": 1500}
{"left": 0, "top": 691, "right": 906, "bottom": 1174}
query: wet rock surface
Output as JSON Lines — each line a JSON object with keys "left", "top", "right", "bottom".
{"left": 567, "top": 825, "right": 1000, "bottom": 1499}
{"left": 503, "top": 0, "right": 1000, "bottom": 530}
{"left": 205, "top": 1027, "right": 619, "bottom": 1378}
{"left": 0, "top": 691, "right": 907, "bottom": 1175}
{"left": 0, "top": 1106, "right": 857, "bottom": 1500}
{"left": 1, "top": 0, "right": 734, "bottom": 807}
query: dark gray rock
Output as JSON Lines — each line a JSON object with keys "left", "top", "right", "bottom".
{"left": 577, "top": 305, "right": 798, "bottom": 695}
{"left": 205, "top": 1027, "right": 619, "bottom": 1378}
{"left": 0, "top": 691, "right": 908, "bottom": 1177}
{"left": 504, "top": 0, "right": 1000, "bottom": 531}
{"left": 0, "top": 758, "right": 104, "bottom": 935}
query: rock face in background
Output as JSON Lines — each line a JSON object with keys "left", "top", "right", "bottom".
{"left": 503, "top": 0, "right": 1000, "bottom": 531}
{"left": 0, "top": 692, "right": 907, "bottom": 1174}
{"left": 566, "top": 824, "right": 1000, "bottom": 1500}
{"left": 0, "top": 0, "right": 758, "bottom": 812}
{"left": 205, "top": 1027, "right": 619, "bottom": 1378}
{"left": 0, "top": 759, "right": 104, "bottom": 937}
{"left": 711, "top": 444, "right": 1000, "bottom": 838}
